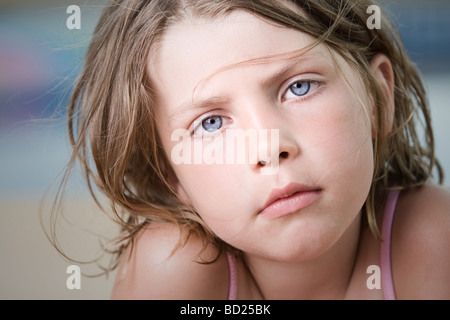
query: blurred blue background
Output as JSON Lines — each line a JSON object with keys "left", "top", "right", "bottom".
{"left": 0, "top": 0, "right": 449, "bottom": 299}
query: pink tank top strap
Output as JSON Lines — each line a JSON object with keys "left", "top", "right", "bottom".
{"left": 225, "top": 251, "right": 238, "bottom": 300}
{"left": 380, "top": 189, "right": 400, "bottom": 300}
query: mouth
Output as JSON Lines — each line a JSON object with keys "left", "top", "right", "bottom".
{"left": 259, "top": 182, "right": 322, "bottom": 219}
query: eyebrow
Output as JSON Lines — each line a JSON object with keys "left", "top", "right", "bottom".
{"left": 169, "top": 53, "right": 321, "bottom": 122}
{"left": 169, "top": 95, "right": 231, "bottom": 124}
{"left": 258, "top": 60, "right": 299, "bottom": 89}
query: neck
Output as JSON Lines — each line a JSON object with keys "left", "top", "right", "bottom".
{"left": 243, "top": 213, "right": 362, "bottom": 300}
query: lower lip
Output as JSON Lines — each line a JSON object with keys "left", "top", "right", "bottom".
{"left": 259, "top": 190, "right": 321, "bottom": 220}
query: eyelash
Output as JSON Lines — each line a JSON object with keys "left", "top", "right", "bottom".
{"left": 281, "top": 79, "right": 321, "bottom": 103}
{"left": 192, "top": 113, "right": 228, "bottom": 137}
{"left": 191, "top": 79, "right": 322, "bottom": 136}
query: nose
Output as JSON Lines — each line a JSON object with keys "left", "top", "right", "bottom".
{"left": 258, "top": 151, "right": 289, "bottom": 167}
{"left": 240, "top": 100, "right": 299, "bottom": 175}
{"left": 255, "top": 128, "right": 298, "bottom": 175}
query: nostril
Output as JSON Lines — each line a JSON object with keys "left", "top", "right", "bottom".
{"left": 280, "top": 151, "right": 289, "bottom": 159}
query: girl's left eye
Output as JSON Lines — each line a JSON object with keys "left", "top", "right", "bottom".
{"left": 283, "top": 80, "right": 319, "bottom": 100}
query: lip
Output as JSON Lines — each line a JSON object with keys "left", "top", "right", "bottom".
{"left": 259, "top": 182, "right": 321, "bottom": 219}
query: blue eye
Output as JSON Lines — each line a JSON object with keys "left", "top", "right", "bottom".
{"left": 289, "top": 81, "right": 310, "bottom": 97}
{"left": 283, "top": 80, "right": 320, "bottom": 101}
{"left": 202, "top": 116, "right": 223, "bottom": 132}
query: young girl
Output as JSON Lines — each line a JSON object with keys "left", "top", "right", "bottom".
{"left": 58, "top": 0, "right": 450, "bottom": 299}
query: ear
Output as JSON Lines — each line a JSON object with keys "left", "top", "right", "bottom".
{"left": 370, "top": 54, "right": 395, "bottom": 137}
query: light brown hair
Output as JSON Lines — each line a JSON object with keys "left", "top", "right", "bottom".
{"left": 50, "top": 0, "right": 443, "bottom": 270}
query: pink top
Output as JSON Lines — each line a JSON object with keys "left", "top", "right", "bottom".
{"left": 380, "top": 189, "right": 400, "bottom": 300}
{"left": 225, "top": 252, "right": 238, "bottom": 300}
{"left": 225, "top": 189, "right": 401, "bottom": 300}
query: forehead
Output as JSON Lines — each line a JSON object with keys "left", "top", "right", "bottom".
{"left": 149, "top": 10, "right": 322, "bottom": 86}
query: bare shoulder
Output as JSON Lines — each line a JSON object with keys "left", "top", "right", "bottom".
{"left": 111, "top": 222, "right": 229, "bottom": 300}
{"left": 391, "top": 183, "right": 450, "bottom": 299}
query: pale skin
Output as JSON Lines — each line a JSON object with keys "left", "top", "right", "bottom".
{"left": 111, "top": 11, "right": 450, "bottom": 300}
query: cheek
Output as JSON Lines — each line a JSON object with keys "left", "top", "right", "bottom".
{"left": 166, "top": 133, "right": 257, "bottom": 216}
{"left": 325, "top": 104, "right": 372, "bottom": 162}
{"left": 173, "top": 164, "right": 242, "bottom": 214}
{"left": 318, "top": 79, "right": 372, "bottom": 154}
{"left": 168, "top": 142, "right": 260, "bottom": 252}
{"left": 306, "top": 90, "right": 374, "bottom": 187}
{"left": 173, "top": 164, "right": 252, "bottom": 241}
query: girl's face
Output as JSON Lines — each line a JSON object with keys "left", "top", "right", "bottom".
{"left": 149, "top": 11, "right": 375, "bottom": 262}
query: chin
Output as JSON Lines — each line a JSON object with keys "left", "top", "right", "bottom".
{"left": 259, "top": 232, "right": 338, "bottom": 263}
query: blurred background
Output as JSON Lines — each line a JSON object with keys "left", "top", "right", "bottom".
{"left": 1, "top": 0, "right": 449, "bottom": 299}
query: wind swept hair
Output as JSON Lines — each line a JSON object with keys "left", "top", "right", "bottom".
{"left": 47, "top": 0, "right": 443, "bottom": 272}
